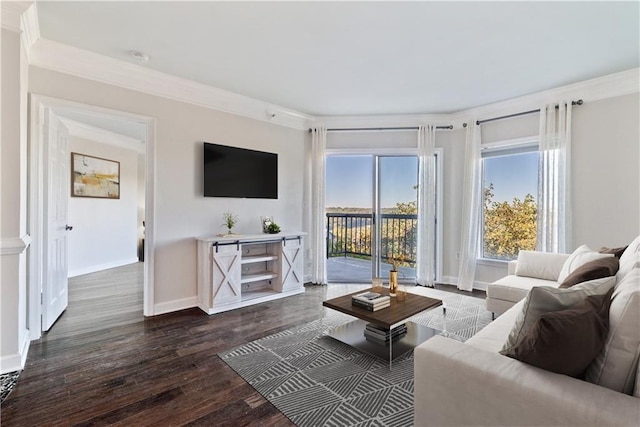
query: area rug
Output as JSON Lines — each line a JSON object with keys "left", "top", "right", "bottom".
{"left": 220, "top": 288, "right": 492, "bottom": 426}
{"left": 0, "top": 371, "right": 20, "bottom": 405}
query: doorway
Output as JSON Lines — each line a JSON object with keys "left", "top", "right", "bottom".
{"left": 325, "top": 152, "right": 441, "bottom": 283}
{"left": 28, "top": 94, "right": 156, "bottom": 339}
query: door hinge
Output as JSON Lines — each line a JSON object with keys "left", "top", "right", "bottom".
{"left": 40, "top": 292, "right": 43, "bottom": 305}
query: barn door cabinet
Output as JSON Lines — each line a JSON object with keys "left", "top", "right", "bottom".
{"left": 196, "top": 232, "right": 305, "bottom": 314}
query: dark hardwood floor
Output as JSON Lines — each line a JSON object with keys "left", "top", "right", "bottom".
{"left": 1, "top": 264, "right": 484, "bottom": 426}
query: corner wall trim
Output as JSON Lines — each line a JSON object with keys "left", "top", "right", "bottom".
{"left": 153, "top": 297, "right": 198, "bottom": 316}
{"left": 0, "top": 235, "right": 32, "bottom": 256}
{"left": 0, "top": 331, "right": 30, "bottom": 375}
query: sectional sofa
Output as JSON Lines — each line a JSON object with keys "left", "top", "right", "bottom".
{"left": 414, "top": 238, "right": 640, "bottom": 426}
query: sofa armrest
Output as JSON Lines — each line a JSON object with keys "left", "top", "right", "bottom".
{"left": 414, "top": 336, "right": 640, "bottom": 426}
{"left": 507, "top": 260, "right": 518, "bottom": 275}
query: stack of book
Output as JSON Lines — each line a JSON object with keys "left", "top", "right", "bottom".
{"left": 351, "top": 292, "right": 391, "bottom": 311}
{"left": 364, "top": 323, "right": 407, "bottom": 344}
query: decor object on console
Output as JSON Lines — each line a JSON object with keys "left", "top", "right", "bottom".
{"left": 196, "top": 232, "right": 305, "bottom": 314}
{"left": 266, "top": 222, "right": 281, "bottom": 234}
{"left": 414, "top": 237, "right": 640, "bottom": 426}
{"left": 261, "top": 216, "right": 272, "bottom": 233}
{"left": 221, "top": 211, "right": 238, "bottom": 235}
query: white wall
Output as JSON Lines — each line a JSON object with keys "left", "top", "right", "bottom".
{"left": 1, "top": 27, "right": 30, "bottom": 373}
{"left": 67, "top": 136, "right": 139, "bottom": 277}
{"left": 29, "top": 66, "right": 307, "bottom": 310}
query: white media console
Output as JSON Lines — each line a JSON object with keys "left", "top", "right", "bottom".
{"left": 196, "top": 232, "right": 306, "bottom": 314}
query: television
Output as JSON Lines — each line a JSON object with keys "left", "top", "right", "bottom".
{"left": 203, "top": 142, "right": 278, "bottom": 199}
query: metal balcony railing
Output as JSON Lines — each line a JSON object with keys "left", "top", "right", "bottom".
{"left": 326, "top": 213, "right": 417, "bottom": 266}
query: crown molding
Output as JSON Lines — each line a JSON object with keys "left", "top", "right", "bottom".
{"left": 58, "top": 117, "right": 145, "bottom": 154}
{"left": 29, "top": 39, "right": 314, "bottom": 131}
{"left": 451, "top": 67, "right": 640, "bottom": 124}
{"left": 1, "top": 1, "right": 32, "bottom": 32}
{"left": 20, "top": 2, "right": 39, "bottom": 51}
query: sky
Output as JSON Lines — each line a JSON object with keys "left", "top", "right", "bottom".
{"left": 326, "top": 156, "right": 417, "bottom": 208}
{"left": 483, "top": 152, "right": 539, "bottom": 203}
{"left": 326, "top": 152, "right": 538, "bottom": 208}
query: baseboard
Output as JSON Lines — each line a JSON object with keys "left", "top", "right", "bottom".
{"left": 68, "top": 258, "right": 139, "bottom": 278}
{"left": 441, "top": 275, "right": 488, "bottom": 292}
{"left": 153, "top": 296, "right": 198, "bottom": 316}
{"left": 0, "top": 330, "right": 30, "bottom": 374}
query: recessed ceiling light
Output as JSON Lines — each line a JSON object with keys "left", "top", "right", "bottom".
{"left": 130, "top": 50, "right": 150, "bottom": 64}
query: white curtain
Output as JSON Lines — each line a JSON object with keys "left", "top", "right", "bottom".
{"left": 537, "top": 102, "right": 572, "bottom": 253}
{"left": 457, "top": 123, "right": 482, "bottom": 291}
{"left": 416, "top": 125, "right": 437, "bottom": 287}
{"left": 311, "top": 127, "right": 327, "bottom": 284}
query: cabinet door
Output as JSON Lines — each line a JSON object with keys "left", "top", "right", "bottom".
{"left": 281, "top": 238, "right": 303, "bottom": 291}
{"left": 211, "top": 244, "right": 242, "bottom": 306}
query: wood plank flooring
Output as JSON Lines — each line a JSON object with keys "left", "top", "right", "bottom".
{"left": 1, "top": 264, "right": 483, "bottom": 425}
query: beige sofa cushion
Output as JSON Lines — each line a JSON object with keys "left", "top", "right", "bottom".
{"left": 515, "top": 250, "right": 569, "bottom": 281}
{"left": 586, "top": 268, "right": 640, "bottom": 394}
{"left": 488, "top": 275, "right": 558, "bottom": 304}
{"left": 503, "top": 276, "right": 616, "bottom": 351}
{"left": 467, "top": 299, "right": 525, "bottom": 353}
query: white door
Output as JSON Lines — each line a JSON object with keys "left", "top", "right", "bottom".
{"left": 42, "top": 108, "right": 70, "bottom": 331}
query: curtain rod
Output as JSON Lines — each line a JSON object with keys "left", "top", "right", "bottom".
{"left": 307, "top": 125, "right": 453, "bottom": 133}
{"left": 468, "top": 99, "right": 583, "bottom": 127}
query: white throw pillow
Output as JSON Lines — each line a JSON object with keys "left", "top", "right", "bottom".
{"left": 514, "top": 250, "right": 567, "bottom": 281}
{"left": 619, "top": 235, "right": 640, "bottom": 267}
{"left": 616, "top": 252, "right": 640, "bottom": 284}
{"left": 502, "top": 276, "right": 617, "bottom": 351}
{"left": 558, "top": 245, "right": 613, "bottom": 283}
{"left": 586, "top": 268, "right": 640, "bottom": 394}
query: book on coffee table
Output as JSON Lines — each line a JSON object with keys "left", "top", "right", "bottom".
{"left": 352, "top": 292, "right": 391, "bottom": 311}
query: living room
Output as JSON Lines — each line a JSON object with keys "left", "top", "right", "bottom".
{"left": 1, "top": 1, "right": 639, "bottom": 425}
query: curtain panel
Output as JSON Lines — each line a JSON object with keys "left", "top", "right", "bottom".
{"left": 311, "top": 127, "right": 328, "bottom": 284}
{"left": 537, "top": 102, "right": 572, "bottom": 253}
{"left": 416, "top": 125, "right": 437, "bottom": 286}
{"left": 457, "top": 123, "right": 482, "bottom": 291}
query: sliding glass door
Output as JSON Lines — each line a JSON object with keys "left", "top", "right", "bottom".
{"left": 325, "top": 155, "right": 419, "bottom": 283}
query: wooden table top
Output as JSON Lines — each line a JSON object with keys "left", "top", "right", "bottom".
{"left": 323, "top": 288, "right": 442, "bottom": 329}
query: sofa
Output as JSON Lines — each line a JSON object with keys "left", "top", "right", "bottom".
{"left": 414, "top": 239, "right": 640, "bottom": 426}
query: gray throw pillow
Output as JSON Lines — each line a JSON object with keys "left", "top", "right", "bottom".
{"left": 502, "top": 276, "right": 616, "bottom": 352}
{"left": 501, "top": 288, "right": 613, "bottom": 378}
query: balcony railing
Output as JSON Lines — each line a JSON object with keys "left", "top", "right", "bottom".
{"left": 326, "top": 213, "right": 417, "bottom": 266}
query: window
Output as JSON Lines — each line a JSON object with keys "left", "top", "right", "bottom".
{"left": 481, "top": 144, "right": 539, "bottom": 261}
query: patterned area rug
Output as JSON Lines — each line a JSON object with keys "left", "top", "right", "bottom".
{"left": 220, "top": 288, "right": 492, "bottom": 426}
{"left": 0, "top": 371, "right": 20, "bottom": 404}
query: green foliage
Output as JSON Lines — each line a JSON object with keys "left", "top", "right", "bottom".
{"left": 483, "top": 183, "right": 537, "bottom": 260}
{"left": 222, "top": 212, "right": 237, "bottom": 232}
{"left": 266, "top": 222, "right": 281, "bottom": 234}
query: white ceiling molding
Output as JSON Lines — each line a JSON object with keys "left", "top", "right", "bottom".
{"left": 58, "top": 117, "right": 145, "bottom": 154}
{"left": 29, "top": 39, "right": 314, "bottom": 131}
{"left": 451, "top": 67, "right": 640, "bottom": 125}
{"left": 0, "top": 235, "right": 31, "bottom": 256}
{"left": 315, "top": 67, "right": 639, "bottom": 130}
{"left": 20, "top": 3, "right": 39, "bottom": 52}
{"left": 1, "top": 1, "right": 32, "bottom": 32}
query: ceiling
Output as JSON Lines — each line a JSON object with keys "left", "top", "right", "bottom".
{"left": 36, "top": 1, "right": 639, "bottom": 117}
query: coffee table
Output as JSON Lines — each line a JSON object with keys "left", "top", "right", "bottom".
{"left": 322, "top": 288, "right": 443, "bottom": 368}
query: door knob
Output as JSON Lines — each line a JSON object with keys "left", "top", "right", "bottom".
{"left": 65, "top": 225, "right": 73, "bottom": 231}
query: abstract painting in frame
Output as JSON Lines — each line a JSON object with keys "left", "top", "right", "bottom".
{"left": 71, "top": 152, "right": 120, "bottom": 199}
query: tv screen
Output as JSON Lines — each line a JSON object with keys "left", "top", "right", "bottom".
{"left": 203, "top": 142, "right": 278, "bottom": 199}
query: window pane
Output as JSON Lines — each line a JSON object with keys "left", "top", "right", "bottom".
{"left": 482, "top": 151, "right": 539, "bottom": 260}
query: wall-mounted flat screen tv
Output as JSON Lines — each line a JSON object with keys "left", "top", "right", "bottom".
{"left": 203, "top": 142, "right": 278, "bottom": 199}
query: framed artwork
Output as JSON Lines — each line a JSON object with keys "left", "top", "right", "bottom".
{"left": 71, "top": 152, "right": 120, "bottom": 199}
